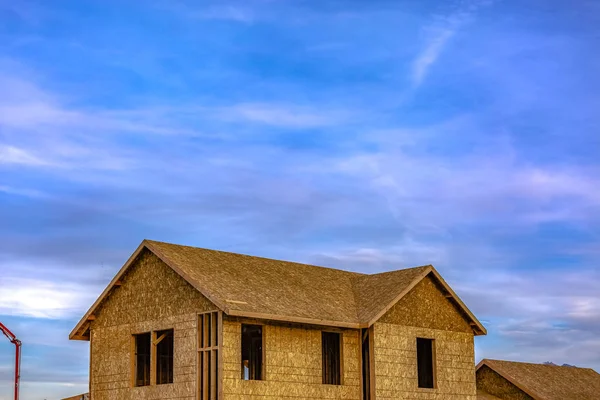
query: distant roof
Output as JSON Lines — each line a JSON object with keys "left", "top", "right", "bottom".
{"left": 477, "top": 359, "right": 600, "bottom": 400}
{"left": 70, "top": 239, "right": 486, "bottom": 339}
{"left": 61, "top": 394, "right": 89, "bottom": 400}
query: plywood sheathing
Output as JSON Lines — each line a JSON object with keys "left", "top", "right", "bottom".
{"left": 476, "top": 365, "right": 534, "bottom": 400}
{"left": 477, "top": 359, "right": 600, "bottom": 400}
{"left": 89, "top": 250, "right": 216, "bottom": 400}
{"left": 373, "top": 323, "right": 477, "bottom": 400}
{"left": 379, "top": 275, "right": 474, "bottom": 333}
{"left": 221, "top": 317, "right": 361, "bottom": 399}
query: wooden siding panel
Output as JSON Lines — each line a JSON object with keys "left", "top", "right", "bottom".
{"left": 373, "top": 322, "right": 477, "bottom": 400}
{"left": 222, "top": 319, "right": 361, "bottom": 400}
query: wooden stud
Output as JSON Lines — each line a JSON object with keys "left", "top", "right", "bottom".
{"left": 210, "top": 349, "right": 217, "bottom": 399}
{"left": 130, "top": 335, "right": 136, "bottom": 388}
{"left": 369, "top": 326, "right": 376, "bottom": 400}
{"left": 203, "top": 351, "right": 209, "bottom": 400}
{"left": 154, "top": 332, "right": 167, "bottom": 346}
{"left": 89, "top": 331, "right": 93, "bottom": 395}
{"left": 340, "top": 331, "right": 345, "bottom": 386}
{"left": 150, "top": 331, "right": 157, "bottom": 386}
{"left": 218, "top": 311, "right": 223, "bottom": 400}
{"left": 359, "top": 329, "right": 364, "bottom": 400}
{"left": 204, "top": 314, "right": 210, "bottom": 349}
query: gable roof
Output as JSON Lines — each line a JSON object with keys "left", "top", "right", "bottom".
{"left": 70, "top": 239, "right": 486, "bottom": 339}
{"left": 477, "top": 359, "right": 600, "bottom": 400}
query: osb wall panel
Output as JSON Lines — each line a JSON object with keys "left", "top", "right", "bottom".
{"left": 373, "top": 322, "right": 476, "bottom": 400}
{"left": 90, "top": 249, "right": 216, "bottom": 400}
{"left": 476, "top": 366, "right": 534, "bottom": 400}
{"left": 379, "top": 275, "right": 473, "bottom": 333}
{"left": 222, "top": 318, "right": 361, "bottom": 399}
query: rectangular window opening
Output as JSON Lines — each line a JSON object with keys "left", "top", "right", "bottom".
{"left": 134, "top": 332, "right": 151, "bottom": 387}
{"left": 241, "top": 324, "right": 263, "bottom": 380}
{"left": 156, "top": 329, "right": 174, "bottom": 385}
{"left": 417, "top": 337, "right": 435, "bottom": 389}
{"left": 322, "top": 331, "right": 341, "bottom": 385}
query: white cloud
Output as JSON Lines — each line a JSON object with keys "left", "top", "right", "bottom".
{"left": 0, "top": 277, "right": 96, "bottom": 319}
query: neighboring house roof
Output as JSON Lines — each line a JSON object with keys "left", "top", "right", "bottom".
{"left": 70, "top": 239, "right": 486, "bottom": 339}
{"left": 476, "top": 359, "right": 600, "bottom": 400}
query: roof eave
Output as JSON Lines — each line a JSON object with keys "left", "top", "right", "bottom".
{"left": 227, "top": 309, "right": 362, "bottom": 329}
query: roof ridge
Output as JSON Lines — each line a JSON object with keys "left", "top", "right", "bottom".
{"left": 365, "top": 264, "right": 433, "bottom": 277}
{"left": 144, "top": 239, "right": 367, "bottom": 276}
{"left": 483, "top": 358, "right": 595, "bottom": 370}
{"left": 481, "top": 358, "right": 600, "bottom": 375}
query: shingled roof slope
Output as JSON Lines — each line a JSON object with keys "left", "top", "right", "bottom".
{"left": 477, "top": 359, "right": 600, "bottom": 400}
{"left": 70, "top": 239, "right": 485, "bottom": 339}
{"left": 148, "top": 240, "right": 363, "bottom": 326}
{"left": 476, "top": 390, "right": 502, "bottom": 400}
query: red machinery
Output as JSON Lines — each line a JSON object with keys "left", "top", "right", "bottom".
{"left": 0, "top": 321, "right": 21, "bottom": 400}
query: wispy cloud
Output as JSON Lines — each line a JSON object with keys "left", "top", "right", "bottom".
{"left": 218, "top": 102, "right": 348, "bottom": 128}
{"left": 157, "top": 1, "right": 255, "bottom": 23}
{"left": 412, "top": 0, "right": 494, "bottom": 86}
{"left": 412, "top": 27, "right": 456, "bottom": 87}
{"left": 0, "top": 185, "right": 49, "bottom": 198}
{"left": 0, "top": 145, "right": 49, "bottom": 166}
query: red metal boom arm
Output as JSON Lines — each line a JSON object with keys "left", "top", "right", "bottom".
{"left": 0, "top": 321, "right": 21, "bottom": 400}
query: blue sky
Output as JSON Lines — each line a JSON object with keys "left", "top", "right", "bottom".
{"left": 1, "top": 0, "right": 599, "bottom": 398}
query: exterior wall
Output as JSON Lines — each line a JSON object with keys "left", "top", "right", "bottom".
{"left": 476, "top": 366, "right": 534, "bottom": 400}
{"left": 222, "top": 318, "right": 361, "bottom": 400}
{"left": 89, "top": 249, "right": 216, "bottom": 400}
{"left": 373, "top": 275, "right": 477, "bottom": 400}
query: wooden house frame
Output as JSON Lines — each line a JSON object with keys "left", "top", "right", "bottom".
{"left": 71, "top": 239, "right": 486, "bottom": 400}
